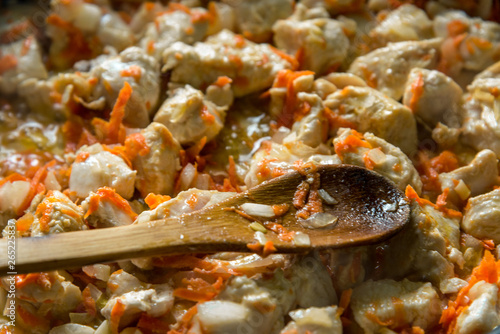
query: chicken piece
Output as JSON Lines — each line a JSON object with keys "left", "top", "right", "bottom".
{"left": 101, "top": 270, "right": 174, "bottom": 329}
{"left": 403, "top": 68, "right": 463, "bottom": 128}
{"left": 0, "top": 36, "right": 48, "bottom": 95}
{"left": 272, "top": 16, "right": 350, "bottom": 74}
{"left": 139, "top": 8, "right": 209, "bottom": 60}
{"left": 461, "top": 78, "right": 500, "bottom": 157}
{"left": 321, "top": 72, "right": 367, "bottom": 89}
{"left": 462, "top": 189, "right": 500, "bottom": 243}
{"left": 287, "top": 254, "right": 337, "bottom": 308}
{"left": 299, "top": 0, "right": 364, "bottom": 15}
{"left": 333, "top": 128, "right": 423, "bottom": 194}
{"left": 244, "top": 140, "right": 331, "bottom": 188}
{"left": 434, "top": 11, "right": 500, "bottom": 74}
{"left": 97, "top": 12, "right": 135, "bottom": 53}
{"left": 80, "top": 188, "right": 136, "bottom": 228}
{"left": 350, "top": 279, "right": 441, "bottom": 333}
{"left": 222, "top": 0, "right": 293, "bottom": 42}
{"left": 197, "top": 270, "right": 296, "bottom": 333}
{"left": 439, "top": 149, "right": 498, "bottom": 205}
{"left": 369, "top": 5, "right": 433, "bottom": 47}
{"left": 454, "top": 281, "right": 500, "bottom": 334}
{"left": 89, "top": 47, "right": 160, "bottom": 128}
{"left": 128, "top": 122, "right": 181, "bottom": 197}
{"left": 324, "top": 86, "right": 418, "bottom": 155}
{"left": 380, "top": 200, "right": 463, "bottom": 285}
{"left": 284, "top": 93, "right": 329, "bottom": 148}
{"left": 320, "top": 247, "right": 367, "bottom": 291}
{"left": 348, "top": 38, "right": 441, "bottom": 100}
{"left": 49, "top": 324, "right": 95, "bottom": 334}
{"left": 154, "top": 85, "right": 231, "bottom": 146}
{"left": 69, "top": 144, "right": 136, "bottom": 199}
{"left": 135, "top": 189, "right": 236, "bottom": 223}
{"left": 129, "top": 1, "right": 164, "bottom": 35}
{"left": 474, "top": 60, "right": 500, "bottom": 81}
{"left": 280, "top": 306, "right": 342, "bottom": 334}
{"left": 30, "top": 191, "right": 86, "bottom": 237}
{"left": 163, "top": 29, "right": 294, "bottom": 97}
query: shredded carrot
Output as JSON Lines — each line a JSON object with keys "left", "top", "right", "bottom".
{"left": 16, "top": 273, "right": 53, "bottom": 289}
{"left": 409, "top": 72, "right": 424, "bottom": 113}
{"left": 84, "top": 187, "right": 137, "bottom": 220}
{"left": 173, "top": 277, "right": 223, "bottom": 302}
{"left": 234, "top": 34, "right": 246, "bottom": 48}
{"left": 17, "top": 304, "right": 50, "bottom": 329}
{"left": 482, "top": 239, "right": 496, "bottom": 250}
{"left": 416, "top": 150, "right": 459, "bottom": 193}
{"left": 186, "top": 193, "right": 199, "bottom": 209}
{"left": 120, "top": 65, "right": 142, "bottom": 83}
{"left": 200, "top": 105, "right": 216, "bottom": 124}
{"left": 339, "top": 288, "right": 353, "bottom": 311}
{"left": 16, "top": 212, "right": 34, "bottom": 233}
{"left": 82, "top": 286, "right": 96, "bottom": 316}
{"left": 137, "top": 313, "right": 171, "bottom": 332}
{"left": 212, "top": 76, "right": 232, "bottom": 88}
{"left": 324, "top": 107, "right": 357, "bottom": 131}
{"left": 227, "top": 155, "right": 240, "bottom": 192}
{"left": 124, "top": 132, "right": 150, "bottom": 161}
{"left": 447, "top": 19, "right": 469, "bottom": 37}
{"left": 110, "top": 299, "right": 126, "bottom": 334}
{"left": 167, "top": 305, "right": 198, "bottom": 334}
{"left": 272, "top": 204, "right": 290, "bottom": 217}
{"left": 270, "top": 46, "right": 299, "bottom": 70}
{"left": 334, "top": 131, "right": 372, "bottom": 160}
{"left": 293, "top": 181, "right": 309, "bottom": 209}
{"left": 145, "top": 193, "right": 171, "bottom": 209}
{"left": 0, "top": 54, "right": 18, "bottom": 75}
{"left": 92, "top": 82, "right": 131, "bottom": 145}
{"left": 264, "top": 222, "right": 295, "bottom": 241}
{"left": 263, "top": 240, "right": 277, "bottom": 257}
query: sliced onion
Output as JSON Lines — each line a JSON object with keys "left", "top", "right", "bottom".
{"left": 180, "top": 163, "right": 197, "bottom": 190}
{"left": 318, "top": 189, "right": 338, "bottom": 205}
{"left": 300, "top": 212, "right": 338, "bottom": 229}
{"left": 254, "top": 231, "right": 267, "bottom": 245}
{"left": 454, "top": 179, "right": 471, "bottom": 201}
{"left": 240, "top": 203, "right": 275, "bottom": 218}
{"left": 82, "top": 264, "right": 111, "bottom": 281}
{"left": 366, "top": 148, "right": 386, "bottom": 166}
{"left": 293, "top": 232, "right": 311, "bottom": 246}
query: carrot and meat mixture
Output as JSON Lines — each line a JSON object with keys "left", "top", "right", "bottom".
{"left": 1, "top": 0, "right": 500, "bottom": 333}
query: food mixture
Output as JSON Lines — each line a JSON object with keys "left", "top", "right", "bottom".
{"left": 1, "top": 0, "right": 500, "bottom": 333}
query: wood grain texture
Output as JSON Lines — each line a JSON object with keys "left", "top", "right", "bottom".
{"left": 0, "top": 165, "right": 410, "bottom": 275}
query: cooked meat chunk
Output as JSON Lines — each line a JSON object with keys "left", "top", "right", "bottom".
{"left": 351, "top": 279, "right": 441, "bottom": 333}
{"left": 403, "top": 68, "right": 463, "bottom": 128}
{"left": 324, "top": 86, "right": 418, "bottom": 155}
{"left": 348, "top": 38, "right": 441, "bottom": 100}
{"left": 462, "top": 189, "right": 500, "bottom": 243}
{"left": 89, "top": 47, "right": 160, "bottom": 128}
{"left": 461, "top": 77, "right": 500, "bottom": 157}
{"left": 163, "top": 30, "right": 294, "bottom": 97}
{"left": 333, "top": 128, "right": 423, "bottom": 194}
{"left": 369, "top": 4, "right": 433, "bottom": 46}
{"left": 439, "top": 149, "right": 498, "bottom": 205}
{"left": 128, "top": 122, "right": 181, "bottom": 197}
{"left": 280, "top": 306, "right": 342, "bottom": 334}
{"left": 273, "top": 15, "right": 350, "bottom": 74}
{"left": 30, "top": 191, "right": 86, "bottom": 237}
{"left": 154, "top": 85, "right": 230, "bottom": 146}
{"left": 223, "top": 0, "right": 294, "bottom": 42}
{"left": 69, "top": 144, "right": 136, "bottom": 199}
{"left": 81, "top": 187, "right": 136, "bottom": 228}
{"left": 0, "top": 36, "right": 48, "bottom": 95}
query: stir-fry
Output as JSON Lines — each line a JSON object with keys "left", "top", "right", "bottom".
{"left": 1, "top": 0, "right": 500, "bottom": 333}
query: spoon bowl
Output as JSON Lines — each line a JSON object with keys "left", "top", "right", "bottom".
{"left": 0, "top": 164, "right": 410, "bottom": 275}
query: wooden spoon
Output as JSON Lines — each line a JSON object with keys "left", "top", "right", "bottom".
{"left": 0, "top": 164, "right": 410, "bottom": 275}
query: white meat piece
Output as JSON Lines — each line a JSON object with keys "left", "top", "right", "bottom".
{"left": 80, "top": 190, "right": 135, "bottom": 228}
{"left": 475, "top": 60, "right": 500, "bottom": 81}
{"left": 461, "top": 78, "right": 500, "bottom": 157}
{"left": 403, "top": 68, "right": 463, "bottom": 128}
{"left": 439, "top": 149, "right": 498, "bottom": 204}
{"left": 153, "top": 85, "right": 228, "bottom": 146}
{"left": 299, "top": 0, "right": 364, "bottom": 15}
{"left": 197, "top": 301, "right": 251, "bottom": 334}
{"left": 50, "top": 0, "right": 102, "bottom": 34}
{"left": 129, "top": 2, "right": 163, "bottom": 35}
{"left": 462, "top": 189, "right": 500, "bottom": 243}
{"left": 49, "top": 324, "right": 95, "bottom": 334}
{"left": 434, "top": 11, "right": 500, "bottom": 73}
{"left": 333, "top": 128, "right": 423, "bottom": 194}
{"left": 284, "top": 93, "right": 328, "bottom": 148}
{"left": 287, "top": 254, "right": 337, "bottom": 308}
{"left": 272, "top": 16, "right": 350, "bottom": 74}
{"left": 69, "top": 144, "right": 136, "bottom": 199}
{"left": 130, "top": 122, "right": 181, "bottom": 197}
{"left": 30, "top": 191, "right": 86, "bottom": 237}
{"left": 101, "top": 285, "right": 174, "bottom": 328}
{"left": 351, "top": 279, "right": 441, "bottom": 333}
{"left": 135, "top": 189, "right": 235, "bottom": 223}
{"left": 0, "top": 36, "right": 48, "bottom": 95}
{"left": 89, "top": 47, "right": 160, "bottom": 128}
{"left": 324, "top": 86, "right": 418, "bottom": 155}
{"left": 163, "top": 29, "right": 294, "bottom": 97}
{"left": 348, "top": 38, "right": 441, "bottom": 100}
{"left": 244, "top": 141, "right": 331, "bottom": 188}
{"left": 97, "top": 13, "right": 135, "bottom": 53}
{"left": 319, "top": 247, "right": 367, "bottom": 291}
{"left": 223, "top": 0, "right": 293, "bottom": 42}
{"left": 280, "top": 306, "right": 342, "bottom": 334}
{"left": 321, "top": 72, "right": 367, "bottom": 89}
{"left": 369, "top": 4, "right": 433, "bottom": 46}
{"left": 380, "top": 201, "right": 463, "bottom": 285}
{"left": 139, "top": 9, "right": 208, "bottom": 60}
{"left": 455, "top": 281, "right": 500, "bottom": 334}
{"left": 0, "top": 180, "right": 31, "bottom": 215}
